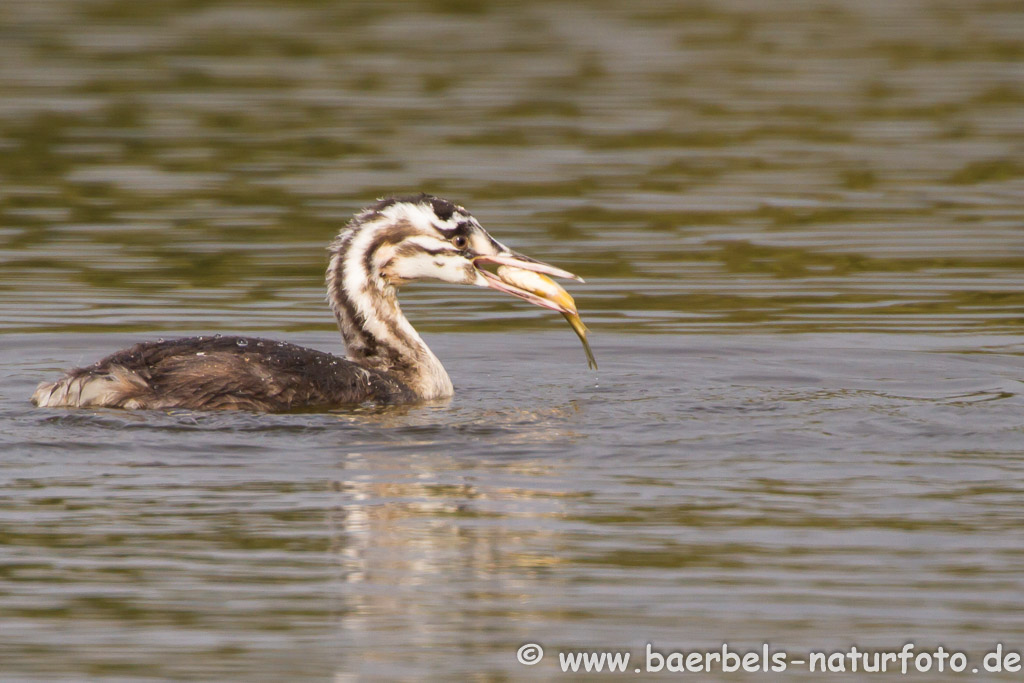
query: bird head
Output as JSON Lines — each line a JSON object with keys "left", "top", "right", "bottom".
{"left": 334, "top": 193, "right": 583, "bottom": 314}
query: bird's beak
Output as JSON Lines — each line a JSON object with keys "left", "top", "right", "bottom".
{"left": 475, "top": 251, "right": 583, "bottom": 282}
{"left": 472, "top": 251, "right": 582, "bottom": 314}
{"left": 472, "top": 251, "right": 598, "bottom": 370}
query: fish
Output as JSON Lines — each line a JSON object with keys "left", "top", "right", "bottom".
{"left": 496, "top": 265, "right": 598, "bottom": 370}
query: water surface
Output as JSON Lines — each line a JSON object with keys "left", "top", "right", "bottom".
{"left": 1, "top": 0, "right": 1023, "bottom": 679}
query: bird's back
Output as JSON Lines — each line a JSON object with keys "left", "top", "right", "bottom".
{"left": 31, "top": 336, "right": 416, "bottom": 412}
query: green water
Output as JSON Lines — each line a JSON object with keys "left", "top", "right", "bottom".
{"left": 1, "top": 0, "right": 1023, "bottom": 679}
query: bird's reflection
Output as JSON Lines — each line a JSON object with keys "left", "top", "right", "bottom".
{"left": 319, "top": 402, "right": 585, "bottom": 676}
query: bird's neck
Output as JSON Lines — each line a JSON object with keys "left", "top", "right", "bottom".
{"left": 326, "top": 247, "right": 453, "bottom": 400}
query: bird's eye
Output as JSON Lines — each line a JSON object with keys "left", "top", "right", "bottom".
{"left": 451, "top": 235, "right": 468, "bottom": 249}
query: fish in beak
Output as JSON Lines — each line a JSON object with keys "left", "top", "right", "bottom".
{"left": 473, "top": 252, "right": 598, "bottom": 370}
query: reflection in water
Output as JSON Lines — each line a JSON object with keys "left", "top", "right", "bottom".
{"left": 327, "top": 451, "right": 579, "bottom": 677}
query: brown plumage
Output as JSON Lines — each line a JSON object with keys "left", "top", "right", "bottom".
{"left": 32, "top": 336, "right": 414, "bottom": 412}
{"left": 32, "top": 194, "right": 587, "bottom": 413}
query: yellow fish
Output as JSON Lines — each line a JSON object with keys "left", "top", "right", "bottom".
{"left": 496, "top": 265, "right": 598, "bottom": 370}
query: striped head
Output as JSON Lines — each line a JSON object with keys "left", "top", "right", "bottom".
{"left": 333, "top": 194, "right": 498, "bottom": 288}
{"left": 328, "top": 193, "right": 580, "bottom": 297}
{"left": 326, "top": 194, "right": 584, "bottom": 374}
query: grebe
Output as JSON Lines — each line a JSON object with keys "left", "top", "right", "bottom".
{"left": 32, "top": 194, "right": 595, "bottom": 412}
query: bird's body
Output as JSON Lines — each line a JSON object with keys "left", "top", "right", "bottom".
{"left": 32, "top": 194, "right": 594, "bottom": 413}
{"left": 32, "top": 336, "right": 416, "bottom": 412}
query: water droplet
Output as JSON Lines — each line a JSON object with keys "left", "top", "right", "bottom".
{"left": 236, "top": 339, "right": 248, "bottom": 347}
{"left": 214, "top": 333, "right": 222, "bottom": 339}
{"left": 157, "top": 338, "right": 164, "bottom": 343}
{"left": 256, "top": 340, "right": 264, "bottom": 347}
{"left": 196, "top": 352, "right": 206, "bottom": 357}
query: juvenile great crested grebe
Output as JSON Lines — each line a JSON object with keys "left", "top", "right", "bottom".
{"left": 32, "top": 194, "right": 596, "bottom": 412}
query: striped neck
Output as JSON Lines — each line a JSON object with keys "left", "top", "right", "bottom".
{"left": 326, "top": 224, "right": 453, "bottom": 400}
